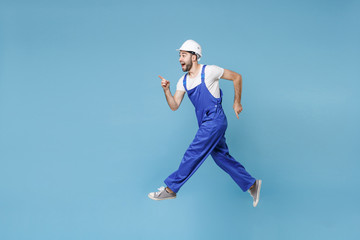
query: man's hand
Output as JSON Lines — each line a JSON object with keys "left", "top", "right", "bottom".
{"left": 159, "top": 75, "right": 170, "bottom": 91}
{"left": 158, "top": 75, "right": 185, "bottom": 111}
{"left": 233, "top": 102, "right": 243, "bottom": 119}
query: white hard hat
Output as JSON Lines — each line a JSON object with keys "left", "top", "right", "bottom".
{"left": 177, "top": 39, "right": 202, "bottom": 60}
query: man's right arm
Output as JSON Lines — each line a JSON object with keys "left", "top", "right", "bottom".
{"left": 159, "top": 75, "right": 185, "bottom": 111}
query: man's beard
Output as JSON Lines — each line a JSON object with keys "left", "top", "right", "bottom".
{"left": 183, "top": 61, "right": 193, "bottom": 72}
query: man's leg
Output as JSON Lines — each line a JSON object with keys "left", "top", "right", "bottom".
{"left": 210, "top": 135, "right": 256, "bottom": 192}
{"left": 164, "top": 120, "right": 226, "bottom": 193}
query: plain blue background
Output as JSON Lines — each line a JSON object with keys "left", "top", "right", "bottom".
{"left": 1, "top": 0, "right": 359, "bottom": 239}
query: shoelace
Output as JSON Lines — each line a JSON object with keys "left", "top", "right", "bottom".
{"left": 155, "top": 186, "right": 165, "bottom": 196}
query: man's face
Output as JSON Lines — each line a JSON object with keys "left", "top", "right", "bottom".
{"left": 179, "top": 51, "right": 193, "bottom": 72}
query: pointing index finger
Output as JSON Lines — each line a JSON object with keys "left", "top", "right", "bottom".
{"left": 158, "top": 75, "right": 165, "bottom": 81}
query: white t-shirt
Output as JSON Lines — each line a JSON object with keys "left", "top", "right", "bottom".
{"left": 176, "top": 64, "right": 224, "bottom": 98}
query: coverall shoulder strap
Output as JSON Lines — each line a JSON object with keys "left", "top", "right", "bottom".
{"left": 201, "top": 65, "right": 207, "bottom": 84}
{"left": 183, "top": 73, "right": 188, "bottom": 92}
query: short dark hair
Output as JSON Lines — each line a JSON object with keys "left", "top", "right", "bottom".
{"left": 187, "top": 51, "right": 199, "bottom": 60}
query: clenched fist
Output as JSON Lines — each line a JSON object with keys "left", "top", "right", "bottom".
{"left": 159, "top": 75, "right": 170, "bottom": 91}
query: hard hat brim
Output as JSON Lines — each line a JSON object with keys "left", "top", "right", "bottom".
{"left": 176, "top": 49, "right": 201, "bottom": 58}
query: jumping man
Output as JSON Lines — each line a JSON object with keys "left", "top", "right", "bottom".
{"left": 148, "top": 40, "right": 262, "bottom": 207}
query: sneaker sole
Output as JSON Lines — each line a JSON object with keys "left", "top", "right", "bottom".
{"left": 253, "top": 180, "right": 262, "bottom": 207}
{"left": 148, "top": 194, "right": 176, "bottom": 201}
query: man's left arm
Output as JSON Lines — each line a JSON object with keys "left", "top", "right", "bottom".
{"left": 220, "top": 69, "right": 243, "bottom": 119}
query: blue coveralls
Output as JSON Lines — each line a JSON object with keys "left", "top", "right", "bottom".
{"left": 164, "top": 65, "right": 256, "bottom": 193}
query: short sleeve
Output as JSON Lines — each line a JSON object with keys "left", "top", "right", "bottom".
{"left": 176, "top": 76, "right": 186, "bottom": 92}
{"left": 209, "top": 65, "right": 224, "bottom": 80}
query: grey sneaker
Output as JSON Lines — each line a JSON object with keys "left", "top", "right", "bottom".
{"left": 148, "top": 186, "right": 176, "bottom": 201}
{"left": 248, "top": 179, "right": 262, "bottom": 207}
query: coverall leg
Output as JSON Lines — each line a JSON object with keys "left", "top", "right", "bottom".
{"left": 211, "top": 136, "right": 256, "bottom": 192}
{"left": 164, "top": 116, "right": 227, "bottom": 193}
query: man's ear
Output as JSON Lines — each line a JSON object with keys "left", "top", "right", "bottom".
{"left": 192, "top": 54, "right": 197, "bottom": 62}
